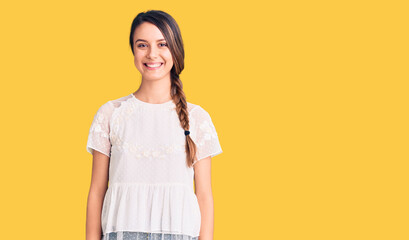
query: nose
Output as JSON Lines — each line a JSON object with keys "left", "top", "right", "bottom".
{"left": 147, "top": 45, "right": 159, "bottom": 59}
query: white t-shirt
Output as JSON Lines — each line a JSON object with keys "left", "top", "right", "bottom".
{"left": 86, "top": 93, "right": 223, "bottom": 240}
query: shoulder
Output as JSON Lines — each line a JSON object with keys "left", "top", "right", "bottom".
{"left": 95, "top": 101, "right": 113, "bottom": 114}
{"left": 187, "top": 102, "right": 212, "bottom": 120}
{"left": 94, "top": 93, "right": 133, "bottom": 117}
{"left": 187, "top": 102, "right": 199, "bottom": 113}
{"left": 99, "top": 93, "right": 134, "bottom": 110}
{"left": 109, "top": 93, "right": 133, "bottom": 108}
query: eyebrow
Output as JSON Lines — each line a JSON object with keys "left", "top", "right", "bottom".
{"left": 135, "top": 39, "right": 166, "bottom": 43}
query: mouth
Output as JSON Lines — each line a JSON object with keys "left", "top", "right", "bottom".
{"left": 144, "top": 62, "right": 163, "bottom": 70}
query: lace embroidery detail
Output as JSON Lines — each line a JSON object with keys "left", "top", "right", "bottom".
{"left": 91, "top": 112, "right": 109, "bottom": 138}
{"left": 190, "top": 106, "right": 222, "bottom": 164}
{"left": 87, "top": 102, "right": 113, "bottom": 157}
{"left": 111, "top": 100, "right": 136, "bottom": 134}
{"left": 197, "top": 119, "right": 218, "bottom": 147}
{"left": 112, "top": 140, "right": 186, "bottom": 159}
{"left": 109, "top": 99, "right": 185, "bottom": 160}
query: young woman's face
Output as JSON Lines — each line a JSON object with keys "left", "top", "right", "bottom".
{"left": 132, "top": 22, "right": 174, "bottom": 81}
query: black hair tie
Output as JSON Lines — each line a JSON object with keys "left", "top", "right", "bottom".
{"left": 184, "top": 130, "right": 190, "bottom": 136}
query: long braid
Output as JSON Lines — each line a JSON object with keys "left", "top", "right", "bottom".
{"left": 171, "top": 72, "right": 197, "bottom": 167}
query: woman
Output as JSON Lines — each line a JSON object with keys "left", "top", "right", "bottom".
{"left": 85, "top": 10, "right": 223, "bottom": 240}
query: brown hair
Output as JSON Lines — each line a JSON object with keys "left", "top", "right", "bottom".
{"left": 129, "top": 10, "right": 197, "bottom": 168}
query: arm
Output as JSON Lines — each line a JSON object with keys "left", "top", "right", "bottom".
{"left": 194, "top": 156, "right": 214, "bottom": 240}
{"left": 86, "top": 151, "right": 110, "bottom": 240}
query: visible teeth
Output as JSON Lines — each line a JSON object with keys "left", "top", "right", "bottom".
{"left": 146, "top": 63, "right": 162, "bottom": 67}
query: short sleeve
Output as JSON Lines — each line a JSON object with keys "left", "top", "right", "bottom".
{"left": 86, "top": 101, "right": 113, "bottom": 157}
{"left": 191, "top": 106, "right": 223, "bottom": 165}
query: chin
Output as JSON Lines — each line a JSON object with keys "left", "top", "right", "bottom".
{"left": 143, "top": 74, "right": 165, "bottom": 80}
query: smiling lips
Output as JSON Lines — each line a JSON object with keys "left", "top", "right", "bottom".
{"left": 144, "top": 62, "right": 163, "bottom": 69}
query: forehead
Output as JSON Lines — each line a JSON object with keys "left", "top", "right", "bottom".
{"left": 133, "top": 22, "right": 165, "bottom": 42}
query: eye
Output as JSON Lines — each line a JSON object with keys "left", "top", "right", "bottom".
{"left": 159, "top": 43, "right": 168, "bottom": 47}
{"left": 137, "top": 43, "right": 147, "bottom": 48}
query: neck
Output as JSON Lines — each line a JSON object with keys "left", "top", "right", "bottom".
{"left": 133, "top": 76, "right": 172, "bottom": 104}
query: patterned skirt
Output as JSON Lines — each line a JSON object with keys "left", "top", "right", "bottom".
{"left": 102, "top": 231, "right": 199, "bottom": 240}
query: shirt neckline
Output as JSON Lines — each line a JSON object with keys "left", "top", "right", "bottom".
{"left": 130, "top": 93, "right": 174, "bottom": 106}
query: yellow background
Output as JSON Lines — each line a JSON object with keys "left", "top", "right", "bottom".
{"left": 0, "top": 0, "right": 408, "bottom": 239}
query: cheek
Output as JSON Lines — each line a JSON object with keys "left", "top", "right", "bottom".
{"left": 164, "top": 52, "right": 173, "bottom": 66}
{"left": 164, "top": 51, "right": 173, "bottom": 61}
{"left": 134, "top": 54, "right": 144, "bottom": 67}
